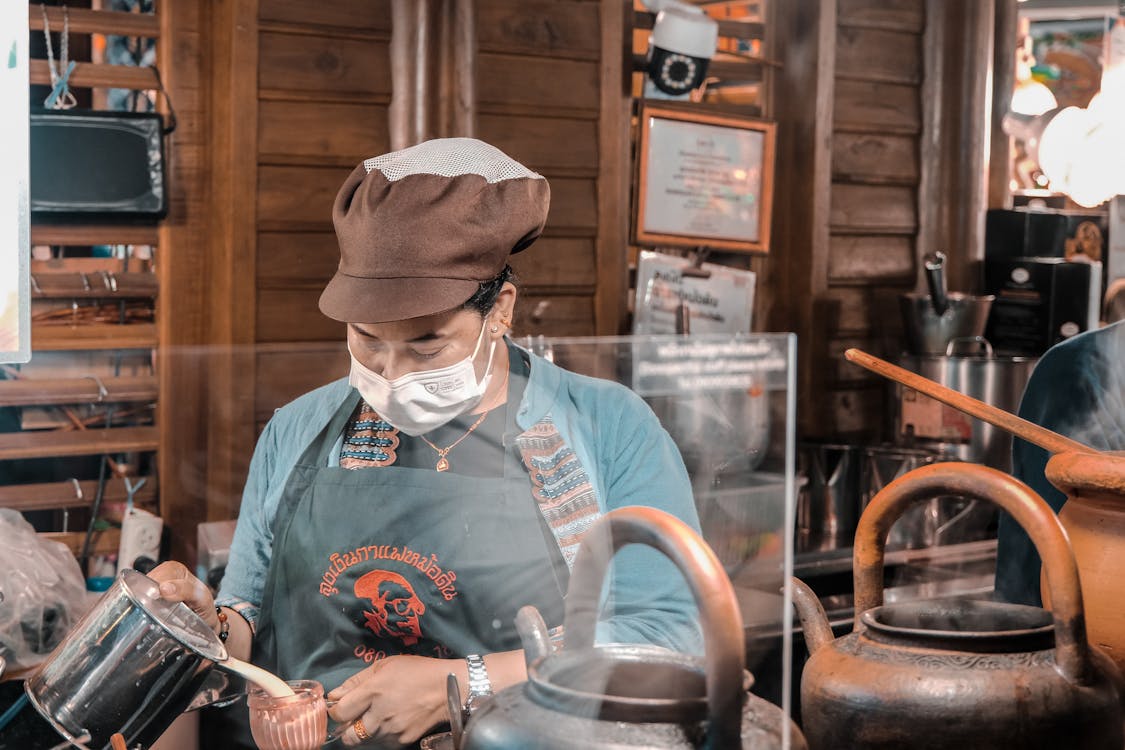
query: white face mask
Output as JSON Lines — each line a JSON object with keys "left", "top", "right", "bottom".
{"left": 348, "top": 320, "right": 497, "bottom": 436}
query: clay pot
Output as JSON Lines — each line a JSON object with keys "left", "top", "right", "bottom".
{"left": 1045, "top": 450, "right": 1125, "bottom": 674}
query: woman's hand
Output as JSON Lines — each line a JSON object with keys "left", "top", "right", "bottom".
{"left": 327, "top": 655, "right": 452, "bottom": 748}
{"left": 148, "top": 560, "right": 219, "bottom": 634}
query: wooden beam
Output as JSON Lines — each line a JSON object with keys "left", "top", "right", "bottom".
{"left": 31, "top": 323, "right": 158, "bottom": 351}
{"left": 31, "top": 224, "right": 160, "bottom": 246}
{"left": 29, "top": 5, "right": 161, "bottom": 37}
{"left": 0, "top": 476, "right": 158, "bottom": 512}
{"left": 0, "top": 375, "right": 158, "bottom": 407}
{"left": 30, "top": 60, "right": 159, "bottom": 90}
{"left": 43, "top": 528, "right": 122, "bottom": 558}
{"left": 31, "top": 271, "right": 158, "bottom": 299}
{"left": 0, "top": 426, "right": 158, "bottom": 461}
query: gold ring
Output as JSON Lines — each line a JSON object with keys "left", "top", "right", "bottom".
{"left": 353, "top": 718, "right": 371, "bottom": 742}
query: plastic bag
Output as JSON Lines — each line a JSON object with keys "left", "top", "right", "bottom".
{"left": 0, "top": 508, "right": 94, "bottom": 672}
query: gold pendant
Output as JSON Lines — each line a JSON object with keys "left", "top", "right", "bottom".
{"left": 436, "top": 457, "right": 450, "bottom": 472}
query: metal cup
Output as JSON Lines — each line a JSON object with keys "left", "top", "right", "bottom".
{"left": 24, "top": 570, "right": 227, "bottom": 750}
{"left": 797, "top": 443, "right": 862, "bottom": 551}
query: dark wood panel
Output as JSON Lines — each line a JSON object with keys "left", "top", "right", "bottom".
{"left": 257, "top": 289, "right": 345, "bottom": 343}
{"left": 476, "top": 0, "right": 601, "bottom": 60}
{"left": 835, "top": 27, "right": 921, "bottom": 85}
{"left": 0, "top": 477, "right": 157, "bottom": 512}
{"left": 831, "top": 133, "right": 919, "bottom": 184}
{"left": 816, "top": 285, "right": 910, "bottom": 335}
{"left": 257, "top": 166, "right": 352, "bottom": 228}
{"left": 834, "top": 80, "right": 921, "bottom": 134}
{"left": 259, "top": 0, "right": 392, "bottom": 31}
{"left": 31, "top": 225, "right": 159, "bottom": 246}
{"left": 29, "top": 60, "right": 158, "bottom": 90}
{"left": 258, "top": 31, "right": 391, "bottom": 97}
{"left": 477, "top": 53, "right": 599, "bottom": 114}
{"left": 31, "top": 324, "right": 158, "bottom": 351}
{"left": 829, "top": 184, "right": 917, "bottom": 233}
{"left": 0, "top": 375, "right": 157, "bottom": 407}
{"left": 541, "top": 177, "right": 598, "bottom": 234}
{"left": 256, "top": 342, "right": 349, "bottom": 421}
{"left": 827, "top": 235, "right": 915, "bottom": 284}
{"left": 258, "top": 101, "right": 389, "bottom": 162}
{"left": 510, "top": 237, "right": 597, "bottom": 290}
{"left": 826, "top": 336, "right": 885, "bottom": 386}
{"left": 258, "top": 232, "right": 340, "bottom": 289}
{"left": 477, "top": 115, "right": 599, "bottom": 171}
{"left": 512, "top": 294, "right": 596, "bottom": 337}
{"left": 837, "top": 0, "right": 924, "bottom": 32}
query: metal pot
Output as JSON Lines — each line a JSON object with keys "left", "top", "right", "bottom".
{"left": 894, "top": 338, "right": 1037, "bottom": 472}
{"left": 460, "top": 507, "right": 807, "bottom": 749}
{"left": 24, "top": 569, "right": 228, "bottom": 750}
{"left": 791, "top": 462, "right": 1124, "bottom": 750}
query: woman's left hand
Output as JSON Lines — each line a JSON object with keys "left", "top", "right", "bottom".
{"left": 327, "top": 655, "right": 452, "bottom": 747}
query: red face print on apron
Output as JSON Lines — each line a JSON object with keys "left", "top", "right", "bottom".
{"left": 354, "top": 569, "right": 427, "bottom": 646}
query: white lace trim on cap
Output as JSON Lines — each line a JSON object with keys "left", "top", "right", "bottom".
{"left": 363, "top": 137, "right": 544, "bottom": 184}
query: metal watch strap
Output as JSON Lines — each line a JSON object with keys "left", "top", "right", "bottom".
{"left": 464, "top": 654, "right": 492, "bottom": 714}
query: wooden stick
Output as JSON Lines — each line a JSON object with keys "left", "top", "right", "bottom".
{"left": 110, "top": 733, "right": 128, "bottom": 750}
{"left": 844, "top": 348, "right": 1096, "bottom": 456}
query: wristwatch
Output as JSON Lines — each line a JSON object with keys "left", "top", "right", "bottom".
{"left": 463, "top": 654, "right": 493, "bottom": 717}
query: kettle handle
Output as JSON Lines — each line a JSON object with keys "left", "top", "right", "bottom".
{"left": 853, "top": 462, "right": 1093, "bottom": 684}
{"left": 563, "top": 507, "right": 744, "bottom": 750}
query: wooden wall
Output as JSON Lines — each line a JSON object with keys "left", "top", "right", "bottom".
{"left": 184, "top": 0, "right": 628, "bottom": 517}
{"left": 771, "top": 0, "right": 994, "bottom": 439}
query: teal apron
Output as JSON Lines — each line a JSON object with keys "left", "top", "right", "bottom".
{"left": 252, "top": 389, "right": 567, "bottom": 700}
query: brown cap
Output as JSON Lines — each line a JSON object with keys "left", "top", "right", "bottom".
{"left": 319, "top": 138, "right": 550, "bottom": 323}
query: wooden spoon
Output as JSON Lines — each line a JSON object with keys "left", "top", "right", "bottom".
{"left": 844, "top": 348, "right": 1096, "bottom": 456}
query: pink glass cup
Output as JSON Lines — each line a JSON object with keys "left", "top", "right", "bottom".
{"left": 248, "top": 679, "right": 328, "bottom": 750}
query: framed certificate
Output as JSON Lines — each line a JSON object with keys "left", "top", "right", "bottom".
{"left": 634, "top": 105, "right": 776, "bottom": 254}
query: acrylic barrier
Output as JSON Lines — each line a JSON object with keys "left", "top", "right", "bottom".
{"left": 522, "top": 332, "right": 798, "bottom": 741}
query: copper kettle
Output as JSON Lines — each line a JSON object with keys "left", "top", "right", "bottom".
{"left": 459, "top": 506, "right": 807, "bottom": 749}
{"left": 791, "top": 462, "right": 1124, "bottom": 750}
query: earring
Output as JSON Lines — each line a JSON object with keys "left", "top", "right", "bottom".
{"left": 490, "top": 325, "right": 499, "bottom": 333}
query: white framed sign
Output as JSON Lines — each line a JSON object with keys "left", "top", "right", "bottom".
{"left": 0, "top": 0, "right": 30, "bottom": 364}
{"left": 634, "top": 105, "right": 776, "bottom": 254}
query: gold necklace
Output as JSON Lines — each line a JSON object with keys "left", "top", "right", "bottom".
{"left": 418, "top": 363, "right": 509, "bottom": 472}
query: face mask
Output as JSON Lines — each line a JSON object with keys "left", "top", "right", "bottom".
{"left": 348, "top": 320, "right": 496, "bottom": 436}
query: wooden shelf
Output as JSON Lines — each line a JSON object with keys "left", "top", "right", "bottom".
{"left": 29, "top": 6, "right": 160, "bottom": 38}
{"left": 0, "top": 426, "right": 158, "bottom": 461}
{"left": 0, "top": 375, "right": 157, "bottom": 407}
{"left": 31, "top": 224, "right": 159, "bottom": 246}
{"left": 633, "top": 10, "right": 764, "bottom": 41}
{"left": 43, "top": 528, "right": 122, "bottom": 557}
{"left": 30, "top": 59, "right": 159, "bottom": 91}
{"left": 31, "top": 271, "right": 158, "bottom": 299}
{"left": 32, "top": 323, "right": 158, "bottom": 351}
{"left": 0, "top": 476, "right": 158, "bottom": 512}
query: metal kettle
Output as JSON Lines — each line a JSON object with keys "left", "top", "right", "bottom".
{"left": 460, "top": 506, "right": 807, "bottom": 749}
{"left": 791, "top": 462, "right": 1125, "bottom": 750}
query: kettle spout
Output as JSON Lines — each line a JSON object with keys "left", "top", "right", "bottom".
{"left": 515, "top": 606, "right": 552, "bottom": 669}
{"left": 790, "top": 577, "right": 833, "bottom": 655}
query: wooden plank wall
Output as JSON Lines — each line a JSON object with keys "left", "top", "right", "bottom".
{"left": 475, "top": 0, "right": 610, "bottom": 337}
{"left": 818, "top": 0, "right": 926, "bottom": 436}
{"left": 192, "top": 0, "right": 624, "bottom": 516}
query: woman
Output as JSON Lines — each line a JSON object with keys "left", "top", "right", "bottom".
{"left": 152, "top": 138, "right": 701, "bottom": 747}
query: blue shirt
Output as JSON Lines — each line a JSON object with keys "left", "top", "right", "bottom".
{"left": 217, "top": 343, "right": 703, "bottom": 652}
{"left": 994, "top": 321, "right": 1125, "bottom": 605}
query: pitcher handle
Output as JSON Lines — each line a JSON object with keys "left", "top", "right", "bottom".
{"left": 563, "top": 507, "right": 744, "bottom": 750}
{"left": 853, "top": 462, "right": 1093, "bottom": 684}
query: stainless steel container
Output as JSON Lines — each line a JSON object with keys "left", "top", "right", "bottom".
{"left": 797, "top": 443, "right": 862, "bottom": 551}
{"left": 894, "top": 339, "right": 1037, "bottom": 472}
{"left": 25, "top": 569, "right": 227, "bottom": 750}
{"left": 899, "top": 293, "right": 994, "bottom": 356}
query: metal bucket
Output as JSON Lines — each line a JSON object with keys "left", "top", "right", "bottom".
{"left": 24, "top": 569, "right": 227, "bottom": 750}
{"left": 797, "top": 443, "right": 862, "bottom": 551}
{"left": 900, "top": 293, "right": 994, "bottom": 356}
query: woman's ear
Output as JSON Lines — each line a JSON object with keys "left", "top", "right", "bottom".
{"left": 490, "top": 282, "right": 518, "bottom": 335}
